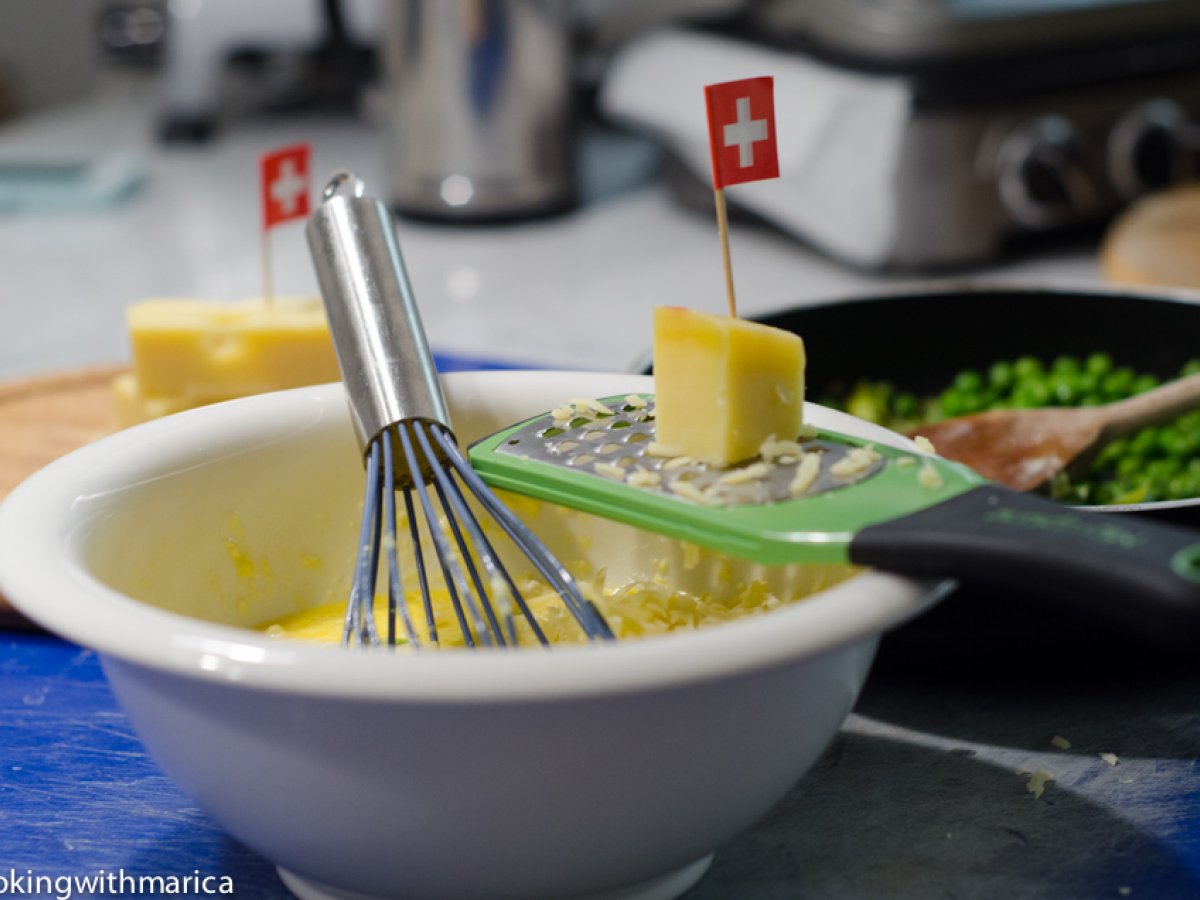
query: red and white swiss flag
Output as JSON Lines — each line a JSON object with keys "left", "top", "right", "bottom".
{"left": 704, "top": 77, "right": 779, "bottom": 189}
{"left": 260, "top": 142, "right": 311, "bottom": 230}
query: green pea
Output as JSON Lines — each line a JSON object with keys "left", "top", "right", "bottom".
{"left": 846, "top": 382, "right": 888, "bottom": 423}
{"left": 1102, "top": 367, "right": 1135, "bottom": 399}
{"left": 891, "top": 391, "right": 919, "bottom": 419}
{"left": 938, "top": 388, "right": 967, "bottom": 417}
{"left": 988, "top": 361, "right": 1014, "bottom": 392}
{"left": 1134, "top": 374, "right": 1159, "bottom": 393}
{"left": 1160, "top": 428, "right": 1192, "bottom": 457}
{"left": 952, "top": 369, "right": 983, "bottom": 394}
{"left": 1052, "top": 355, "right": 1080, "bottom": 376}
{"left": 1012, "top": 381, "right": 1051, "bottom": 408}
{"left": 1114, "top": 482, "right": 1150, "bottom": 505}
{"left": 1085, "top": 352, "right": 1113, "bottom": 377}
{"left": 1096, "top": 438, "right": 1128, "bottom": 467}
{"left": 1013, "top": 356, "right": 1043, "bottom": 380}
{"left": 1129, "top": 428, "right": 1158, "bottom": 457}
{"left": 1050, "top": 374, "right": 1078, "bottom": 405}
{"left": 1168, "top": 475, "right": 1196, "bottom": 500}
{"left": 1146, "top": 458, "right": 1181, "bottom": 481}
{"left": 1116, "top": 455, "right": 1143, "bottom": 479}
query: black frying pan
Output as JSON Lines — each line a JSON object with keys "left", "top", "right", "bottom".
{"left": 755, "top": 286, "right": 1200, "bottom": 526}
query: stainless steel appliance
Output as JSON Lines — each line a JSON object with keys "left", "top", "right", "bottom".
{"left": 379, "top": 0, "right": 575, "bottom": 221}
{"left": 601, "top": 0, "right": 1200, "bottom": 269}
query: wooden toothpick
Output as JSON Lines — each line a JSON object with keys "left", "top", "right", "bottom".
{"left": 713, "top": 187, "right": 737, "bottom": 318}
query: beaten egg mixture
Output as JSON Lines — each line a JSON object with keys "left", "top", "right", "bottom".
{"left": 259, "top": 550, "right": 859, "bottom": 648}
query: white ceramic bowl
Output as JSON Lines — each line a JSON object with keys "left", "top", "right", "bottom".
{"left": 0, "top": 371, "right": 945, "bottom": 900}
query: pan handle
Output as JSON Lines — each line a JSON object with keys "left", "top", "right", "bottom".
{"left": 848, "top": 485, "right": 1200, "bottom": 649}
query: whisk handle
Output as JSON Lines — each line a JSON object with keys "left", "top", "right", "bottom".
{"left": 306, "top": 174, "right": 451, "bottom": 453}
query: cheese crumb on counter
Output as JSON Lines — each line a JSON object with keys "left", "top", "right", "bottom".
{"left": 1021, "top": 768, "right": 1055, "bottom": 799}
{"left": 1051, "top": 735, "right": 1072, "bottom": 750}
{"left": 1100, "top": 753, "right": 1120, "bottom": 767}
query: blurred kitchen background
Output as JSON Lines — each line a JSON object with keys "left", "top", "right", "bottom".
{"left": 2, "top": 0, "right": 1200, "bottom": 377}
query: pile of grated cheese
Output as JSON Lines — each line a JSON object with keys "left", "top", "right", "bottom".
{"left": 262, "top": 555, "right": 859, "bottom": 648}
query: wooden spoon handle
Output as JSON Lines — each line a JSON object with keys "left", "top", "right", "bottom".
{"left": 1099, "top": 371, "right": 1200, "bottom": 439}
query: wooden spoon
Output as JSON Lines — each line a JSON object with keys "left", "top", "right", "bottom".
{"left": 907, "top": 372, "right": 1200, "bottom": 492}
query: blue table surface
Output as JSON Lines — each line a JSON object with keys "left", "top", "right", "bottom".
{"left": 4, "top": 354, "right": 1200, "bottom": 899}
{"left": 4, "top": 629, "right": 1200, "bottom": 900}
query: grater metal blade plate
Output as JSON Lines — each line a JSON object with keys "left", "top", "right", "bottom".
{"left": 494, "top": 395, "right": 885, "bottom": 507}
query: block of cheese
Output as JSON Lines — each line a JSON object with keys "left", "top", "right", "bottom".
{"left": 652, "top": 306, "right": 805, "bottom": 467}
{"left": 112, "top": 371, "right": 202, "bottom": 426}
{"left": 114, "top": 297, "right": 341, "bottom": 427}
{"left": 126, "top": 297, "right": 339, "bottom": 398}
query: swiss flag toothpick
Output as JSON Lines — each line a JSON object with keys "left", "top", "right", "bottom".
{"left": 705, "top": 77, "right": 779, "bottom": 189}
{"left": 703, "top": 77, "right": 779, "bottom": 316}
{"left": 260, "top": 142, "right": 311, "bottom": 230}
{"left": 258, "top": 142, "right": 312, "bottom": 303}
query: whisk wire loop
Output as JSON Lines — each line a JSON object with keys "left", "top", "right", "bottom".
{"left": 403, "top": 488, "right": 438, "bottom": 647}
{"left": 344, "top": 442, "right": 384, "bottom": 647}
{"left": 382, "top": 436, "right": 422, "bottom": 650}
{"left": 399, "top": 423, "right": 494, "bottom": 647}
{"left": 431, "top": 428, "right": 615, "bottom": 642}
{"left": 416, "top": 423, "right": 531, "bottom": 648}
{"left": 428, "top": 475, "right": 513, "bottom": 646}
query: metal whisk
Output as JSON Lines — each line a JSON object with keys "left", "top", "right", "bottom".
{"left": 306, "top": 172, "right": 612, "bottom": 649}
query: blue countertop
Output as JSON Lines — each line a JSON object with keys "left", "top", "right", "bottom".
{"left": 4, "top": 619, "right": 1200, "bottom": 899}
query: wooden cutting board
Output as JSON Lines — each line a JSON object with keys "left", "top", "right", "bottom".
{"left": 0, "top": 366, "right": 124, "bottom": 628}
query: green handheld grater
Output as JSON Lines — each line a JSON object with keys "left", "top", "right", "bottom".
{"left": 469, "top": 394, "right": 1200, "bottom": 648}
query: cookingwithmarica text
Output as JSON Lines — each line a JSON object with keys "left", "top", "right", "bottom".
{"left": 0, "top": 868, "right": 234, "bottom": 898}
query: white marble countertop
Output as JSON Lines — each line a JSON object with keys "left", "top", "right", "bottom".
{"left": 0, "top": 72, "right": 1110, "bottom": 384}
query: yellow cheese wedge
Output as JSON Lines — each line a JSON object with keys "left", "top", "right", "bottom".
{"left": 126, "top": 297, "right": 339, "bottom": 400}
{"left": 652, "top": 306, "right": 805, "bottom": 467}
{"left": 113, "top": 297, "right": 341, "bottom": 428}
{"left": 112, "top": 371, "right": 243, "bottom": 427}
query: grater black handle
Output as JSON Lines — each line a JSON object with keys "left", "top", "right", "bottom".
{"left": 848, "top": 485, "right": 1200, "bottom": 648}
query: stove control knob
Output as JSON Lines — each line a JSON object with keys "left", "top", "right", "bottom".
{"left": 997, "top": 116, "right": 1097, "bottom": 228}
{"left": 1108, "top": 99, "right": 1197, "bottom": 198}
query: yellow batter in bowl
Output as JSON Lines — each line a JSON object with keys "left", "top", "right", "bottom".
{"left": 261, "top": 553, "right": 861, "bottom": 647}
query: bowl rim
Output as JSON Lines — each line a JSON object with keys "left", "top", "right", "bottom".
{"left": 0, "top": 371, "right": 948, "bottom": 702}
